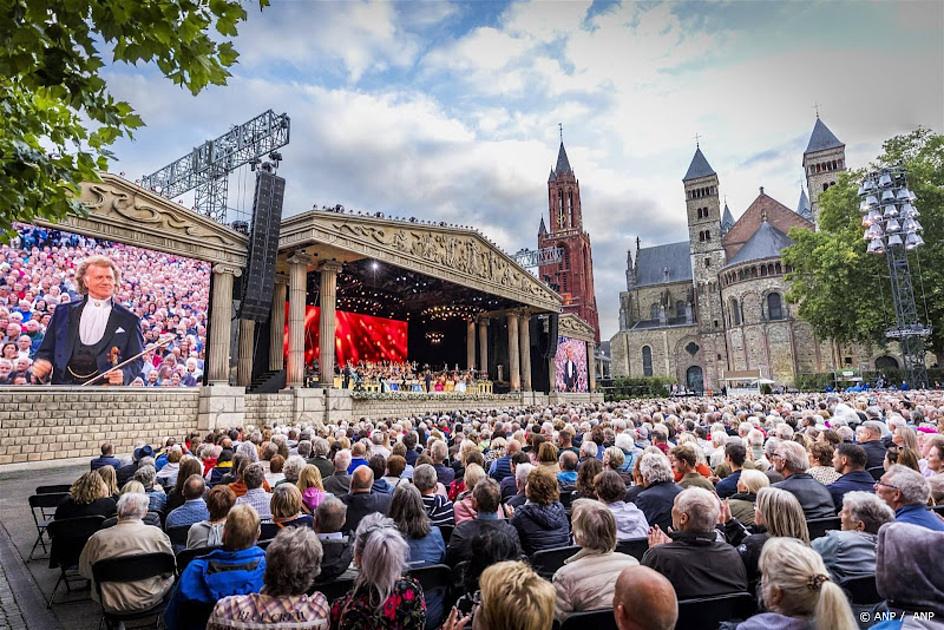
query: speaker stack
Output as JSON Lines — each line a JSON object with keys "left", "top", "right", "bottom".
{"left": 239, "top": 170, "right": 285, "bottom": 321}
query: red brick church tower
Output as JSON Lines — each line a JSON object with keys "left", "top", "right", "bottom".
{"left": 538, "top": 140, "right": 600, "bottom": 342}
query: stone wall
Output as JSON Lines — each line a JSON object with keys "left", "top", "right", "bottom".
{"left": 0, "top": 387, "right": 199, "bottom": 465}
{"left": 244, "top": 393, "right": 294, "bottom": 427}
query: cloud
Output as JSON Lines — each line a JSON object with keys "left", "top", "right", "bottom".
{"left": 98, "top": 0, "right": 943, "bottom": 341}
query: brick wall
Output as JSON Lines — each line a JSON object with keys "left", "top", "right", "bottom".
{"left": 0, "top": 387, "right": 199, "bottom": 464}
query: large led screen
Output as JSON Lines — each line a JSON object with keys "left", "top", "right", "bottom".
{"left": 287, "top": 305, "right": 408, "bottom": 367}
{"left": 555, "top": 335, "right": 588, "bottom": 393}
{"left": 0, "top": 224, "right": 210, "bottom": 386}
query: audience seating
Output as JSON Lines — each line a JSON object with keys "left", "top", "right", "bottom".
{"left": 806, "top": 516, "right": 842, "bottom": 540}
{"left": 676, "top": 592, "right": 757, "bottom": 630}
{"left": 867, "top": 467, "right": 885, "bottom": 481}
{"left": 310, "top": 576, "right": 355, "bottom": 602}
{"left": 260, "top": 522, "right": 281, "bottom": 540}
{"left": 165, "top": 525, "right": 191, "bottom": 552}
{"left": 530, "top": 545, "right": 580, "bottom": 579}
{"left": 615, "top": 537, "right": 648, "bottom": 561}
{"left": 91, "top": 552, "right": 176, "bottom": 628}
{"left": 841, "top": 574, "right": 882, "bottom": 605}
{"left": 175, "top": 546, "right": 220, "bottom": 575}
{"left": 439, "top": 524, "right": 454, "bottom": 545}
{"left": 556, "top": 608, "right": 619, "bottom": 630}
{"left": 559, "top": 490, "right": 575, "bottom": 511}
{"left": 28, "top": 492, "right": 67, "bottom": 560}
{"left": 46, "top": 515, "right": 105, "bottom": 607}
{"left": 36, "top": 484, "right": 72, "bottom": 495}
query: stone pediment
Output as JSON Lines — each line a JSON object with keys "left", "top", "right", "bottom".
{"left": 280, "top": 212, "right": 562, "bottom": 313}
{"left": 558, "top": 313, "right": 596, "bottom": 342}
{"left": 37, "top": 173, "right": 248, "bottom": 265}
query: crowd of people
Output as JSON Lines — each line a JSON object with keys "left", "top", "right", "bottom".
{"left": 0, "top": 224, "right": 209, "bottom": 386}
{"left": 41, "top": 390, "right": 944, "bottom": 629}
{"left": 337, "top": 360, "right": 484, "bottom": 393}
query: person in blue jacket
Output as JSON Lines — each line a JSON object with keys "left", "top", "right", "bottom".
{"left": 164, "top": 504, "right": 267, "bottom": 630}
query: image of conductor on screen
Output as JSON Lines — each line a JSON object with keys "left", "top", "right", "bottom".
{"left": 32, "top": 256, "right": 144, "bottom": 385}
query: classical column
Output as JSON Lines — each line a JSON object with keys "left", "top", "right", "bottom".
{"left": 268, "top": 275, "right": 288, "bottom": 371}
{"left": 478, "top": 318, "right": 489, "bottom": 379}
{"left": 466, "top": 320, "right": 476, "bottom": 371}
{"left": 318, "top": 260, "right": 343, "bottom": 387}
{"left": 507, "top": 312, "right": 520, "bottom": 391}
{"left": 518, "top": 312, "right": 531, "bottom": 391}
{"left": 236, "top": 319, "right": 255, "bottom": 387}
{"left": 286, "top": 252, "right": 312, "bottom": 388}
{"left": 207, "top": 264, "right": 242, "bottom": 385}
{"left": 587, "top": 341, "right": 597, "bottom": 392}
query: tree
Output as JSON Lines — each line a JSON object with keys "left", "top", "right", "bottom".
{"left": 783, "top": 128, "right": 944, "bottom": 362}
{"left": 0, "top": 0, "right": 267, "bottom": 238}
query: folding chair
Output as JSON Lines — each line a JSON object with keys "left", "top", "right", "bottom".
{"left": 408, "top": 563, "right": 453, "bottom": 629}
{"left": 438, "top": 524, "right": 454, "bottom": 545}
{"left": 91, "top": 552, "right": 176, "bottom": 629}
{"left": 36, "top": 484, "right": 72, "bottom": 495}
{"left": 867, "top": 467, "right": 885, "bottom": 481}
{"left": 615, "top": 537, "right": 649, "bottom": 561}
{"left": 165, "top": 525, "right": 191, "bottom": 553}
{"left": 28, "top": 492, "right": 67, "bottom": 560}
{"left": 676, "top": 592, "right": 757, "bottom": 630}
{"left": 46, "top": 515, "right": 105, "bottom": 607}
{"left": 806, "top": 516, "right": 842, "bottom": 540}
{"left": 559, "top": 490, "right": 575, "bottom": 511}
{"left": 841, "top": 574, "right": 882, "bottom": 605}
{"left": 529, "top": 545, "right": 580, "bottom": 579}
{"left": 260, "top": 521, "right": 281, "bottom": 540}
{"left": 175, "top": 545, "right": 221, "bottom": 575}
{"left": 310, "top": 576, "right": 356, "bottom": 602}
{"left": 559, "top": 608, "right": 619, "bottom": 630}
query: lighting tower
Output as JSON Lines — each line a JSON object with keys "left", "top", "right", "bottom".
{"left": 141, "top": 110, "right": 290, "bottom": 224}
{"left": 859, "top": 166, "right": 930, "bottom": 388}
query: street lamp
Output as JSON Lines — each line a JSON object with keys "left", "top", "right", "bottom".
{"left": 858, "top": 166, "right": 931, "bottom": 389}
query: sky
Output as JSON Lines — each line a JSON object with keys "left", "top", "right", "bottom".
{"left": 103, "top": 0, "right": 944, "bottom": 340}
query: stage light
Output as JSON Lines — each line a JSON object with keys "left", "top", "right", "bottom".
{"left": 371, "top": 261, "right": 379, "bottom": 271}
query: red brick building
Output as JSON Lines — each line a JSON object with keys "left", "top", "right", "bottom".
{"left": 538, "top": 142, "right": 600, "bottom": 342}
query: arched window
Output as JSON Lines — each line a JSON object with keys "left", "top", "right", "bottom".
{"left": 642, "top": 346, "right": 653, "bottom": 376}
{"left": 730, "top": 298, "right": 741, "bottom": 325}
{"left": 767, "top": 292, "right": 784, "bottom": 320}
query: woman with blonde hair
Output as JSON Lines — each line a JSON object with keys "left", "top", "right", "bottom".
{"left": 54, "top": 470, "right": 116, "bottom": 520}
{"left": 95, "top": 465, "right": 120, "bottom": 501}
{"left": 297, "top": 464, "right": 327, "bottom": 512}
{"left": 727, "top": 469, "right": 769, "bottom": 526}
{"left": 453, "top": 463, "right": 491, "bottom": 524}
{"left": 270, "top": 483, "right": 313, "bottom": 529}
{"left": 444, "top": 560, "right": 555, "bottom": 630}
{"left": 735, "top": 537, "right": 856, "bottom": 630}
{"left": 719, "top": 486, "right": 809, "bottom": 583}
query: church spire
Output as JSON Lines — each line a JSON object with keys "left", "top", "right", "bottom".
{"left": 683, "top": 146, "right": 716, "bottom": 181}
{"left": 554, "top": 142, "right": 573, "bottom": 176}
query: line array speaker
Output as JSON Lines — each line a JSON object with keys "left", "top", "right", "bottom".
{"left": 240, "top": 171, "right": 285, "bottom": 321}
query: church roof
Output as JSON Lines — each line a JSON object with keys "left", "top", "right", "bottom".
{"left": 634, "top": 241, "right": 692, "bottom": 287}
{"left": 724, "top": 221, "right": 792, "bottom": 267}
{"left": 554, "top": 142, "right": 573, "bottom": 176}
{"left": 721, "top": 203, "right": 735, "bottom": 233}
{"left": 722, "top": 191, "right": 812, "bottom": 259}
{"left": 804, "top": 118, "right": 843, "bottom": 154}
{"left": 538, "top": 216, "right": 547, "bottom": 235}
{"left": 796, "top": 188, "right": 813, "bottom": 220}
{"left": 683, "top": 147, "right": 716, "bottom": 181}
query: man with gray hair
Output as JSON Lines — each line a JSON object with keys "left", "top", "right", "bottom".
{"left": 641, "top": 488, "right": 747, "bottom": 599}
{"left": 414, "top": 463, "right": 454, "bottom": 527}
{"left": 324, "top": 449, "right": 353, "bottom": 495}
{"left": 309, "top": 437, "right": 334, "bottom": 479}
{"left": 876, "top": 464, "right": 944, "bottom": 531}
{"left": 812, "top": 491, "right": 894, "bottom": 581}
{"left": 630, "top": 452, "right": 682, "bottom": 531}
{"left": 856, "top": 420, "right": 888, "bottom": 469}
{"left": 79, "top": 492, "right": 174, "bottom": 613}
{"left": 507, "top": 462, "right": 533, "bottom": 508}
{"left": 771, "top": 439, "right": 835, "bottom": 519}
{"left": 235, "top": 463, "right": 272, "bottom": 520}
{"left": 314, "top": 496, "right": 355, "bottom": 582}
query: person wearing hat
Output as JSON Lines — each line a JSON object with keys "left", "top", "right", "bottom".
{"left": 32, "top": 255, "right": 144, "bottom": 385}
{"left": 117, "top": 443, "right": 154, "bottom": 487}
